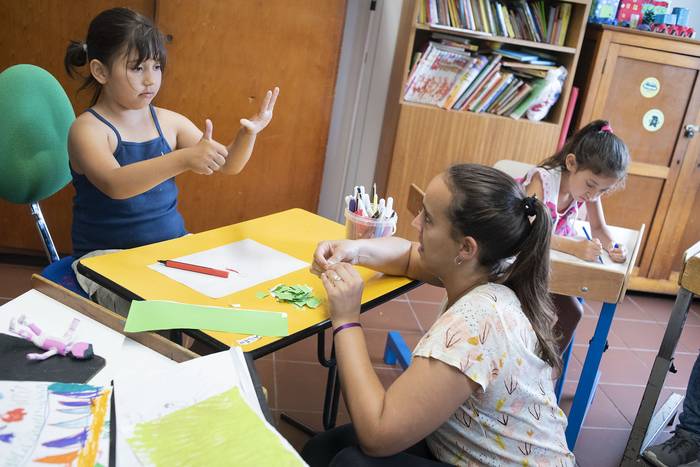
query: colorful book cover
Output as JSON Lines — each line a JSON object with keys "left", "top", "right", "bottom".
{"left": 510, "top": 78, "right": 548, "bottom": 119}
{"left": 404, "top": 43, "right": 473, "bottom": 106}
{"left": 454, "top": 54, "right": 502, "bottom": 109}
{"left": 443, "top": 55, "right": 488, "bottom": 109}
{"left": 468, "top": 70, "right": 503, "bottom": 111}
{"left": 477, "top": 72, "right": 515, "bottom": 112}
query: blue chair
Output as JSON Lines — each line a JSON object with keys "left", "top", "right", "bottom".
{"left": 0, "top": 64, "right": 87, "bottom": 297}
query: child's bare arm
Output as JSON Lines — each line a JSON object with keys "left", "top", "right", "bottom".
{"left": 220, "top": 87, "right": 279, "bottom": 175}
{"left": 69, "top": 116, "right": 225, "bottom": 199}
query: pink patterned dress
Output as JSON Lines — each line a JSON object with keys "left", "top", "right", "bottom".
{"left": 520, "top": 166, "right": 584, "bottom": 237}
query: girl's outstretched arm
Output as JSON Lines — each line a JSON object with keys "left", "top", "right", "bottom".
{"left": 68, "top": 115, "right": 226, "bottom": 199}
{"left": 221, "top": 87, "right": 279, "bottom": 174}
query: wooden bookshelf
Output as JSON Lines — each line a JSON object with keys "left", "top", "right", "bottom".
{"left": 415, "top": 23, "right": 578, "bottom": 54}
{"left": 378, "top": 0, "right": 591, "bottom": 239}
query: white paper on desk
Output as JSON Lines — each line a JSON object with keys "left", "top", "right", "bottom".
{"left": 148, "top": 238, "right": 309, "bottom": 298}
{"left": 549, "top": 220, "right": 635, "bottom": 273}
{"left": 114, "top": 347, "right": 301, "bottom": 466}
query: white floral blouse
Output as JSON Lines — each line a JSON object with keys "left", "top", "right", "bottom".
{"left": 413, "top": 283, "right": 575, "bottom": 466}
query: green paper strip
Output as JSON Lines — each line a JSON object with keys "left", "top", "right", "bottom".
{"left": 125, "top": 300, "right": 288, "bottom": 336}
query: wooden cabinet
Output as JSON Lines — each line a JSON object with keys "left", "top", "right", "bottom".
{"left": 380, "top": 0, "right": 591, "bottom": 239}
{"left": 0, "top": 0, "right": 345, "bottom": 256}
{"left": 574, "top": 25, "right": 700, "bottom": 294}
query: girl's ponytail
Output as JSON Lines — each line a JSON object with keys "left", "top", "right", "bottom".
{"left": 504, "top": 196, "right": 562, "bottom": 371}
{"left": 64, "top": 40, "right": 88, "bottom": 79}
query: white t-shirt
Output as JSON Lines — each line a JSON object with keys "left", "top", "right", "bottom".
{"left": 413, "top": 283, "right": 574, "bottom": 466}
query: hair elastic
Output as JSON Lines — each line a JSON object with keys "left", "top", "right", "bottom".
{"left": 522, "top": 196, "right": 537, "bottom": 217}
{"left": 600, "top": 123, "right": 613, "bottom": 133}
{"left": 82, "top": 42, "right": 88, "bottom": 54}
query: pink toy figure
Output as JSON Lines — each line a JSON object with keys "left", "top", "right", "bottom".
{"left": 8, "top": 315, "right": 94, "bottom": 360}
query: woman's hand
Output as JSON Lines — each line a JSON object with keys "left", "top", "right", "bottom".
{"left": 240, "top": 87, "right": 280, "bottom": 135}
{"left": 574, "top": 238, "right": 603, "bottom": 262}
{"left": 606, "top": 242, "right": 627, "bottom": 263}
{"left": 321, "top": 263, "right": 364, "bottom": 326}
{"left": 311, "top": 240, "right": 361, "bottom": 276}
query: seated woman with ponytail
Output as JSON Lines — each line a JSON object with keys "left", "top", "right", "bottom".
{"left": 303, "top": 164, "right": 574, "bottom": 467}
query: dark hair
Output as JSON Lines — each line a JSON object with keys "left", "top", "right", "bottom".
{"left": 64, "top": 7, "right": 167, "bottom": 106}
{"left": 540, "top": 119, "right": 630, "bottom": 182}
{"left": 445, "top": 164, "right": 561, "bottom": 371}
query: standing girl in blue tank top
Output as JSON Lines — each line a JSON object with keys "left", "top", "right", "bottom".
{"left": 64, "top": 7, "right": 278, "bottom": 312}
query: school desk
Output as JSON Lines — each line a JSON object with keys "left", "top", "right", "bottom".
{"left": 551, "top": 223, "right": 645, "bottom": 450}
{"left": 621, "top": 240, "right": 700, "bottom": 466}
{"left": 0, "top": 275, "right": 271, "bottom": 421}
{"left": 77, "top": 208, "right": 419, "bottom": 430}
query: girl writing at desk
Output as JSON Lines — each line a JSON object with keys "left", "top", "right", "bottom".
{"left": 306, "top": 164, "right": 573, "bottom": 466}
{"left": 521, "top": 120, "right": 630, "bottom": 352}
{"left": 64, "top": 7, "right": 278, "bottom": 312}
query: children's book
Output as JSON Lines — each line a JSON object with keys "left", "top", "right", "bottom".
{"left": 453, "top": 54, "right": 502, "bottom": 109}
{"left": 509, "top": 78, "right": 548, "bottom": 119}
{"left": 442, "top": 54, "right": 488, "bottom": 109}
{"left": 404, "top": 43, "right": 473, "bottom": 106}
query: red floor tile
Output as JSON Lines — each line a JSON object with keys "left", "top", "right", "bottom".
{"left": 573, "top": 315, "right": 626, "bottom": 349}
{"left": 359, "top": 299, "right": 422, "bottom": 332}
{"left": 631, "top": 350, "right": 696, "bottom": 389}
{"left": 678, "top": 323, "right": 700, "bottom": 354}
{"left": 572, "top": 347, "right": 650, "bottom": 386}
{"left": 629, "top": 294, "right": 676, "bottom": 325}
{"left": 409, "top": 300, "right": 442, "bottom": 333}
{"left": 612, "top": 319, "right": 669, "bottom": 351}
{"left": 573, "top": 427, "right": 630, "bottom": 467}
{"left": 608, "top": 297, "right": 657, "bottom": 322}
{"left": 559, "top": 382, "right": 630, "bottom": 429}
{"left": 274, "top": 328, "right": 333, "bottom": 363}
{"left": 406, "top": 284, "right": 446, "bottom": 303}
{"left": 601, "top": 383, "right": 685, "bottom": 426}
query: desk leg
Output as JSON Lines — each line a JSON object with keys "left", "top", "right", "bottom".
{"left": 565, "top": 301, "right": 617, "bottom": 451}
{"left": 280, "top": 329, "right": 341, "bottom": 436}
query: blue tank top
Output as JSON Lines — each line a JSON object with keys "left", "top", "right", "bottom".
{"left": 71, "top": 105, "right": 187, "bottom": 257}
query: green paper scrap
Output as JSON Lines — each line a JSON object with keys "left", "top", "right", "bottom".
{"left": 124, "top": 300, "right": 288, "bottom": 336}
{"left": 128, "top": 387, "right": 303, "bottom": 466}
{"left": 259, "top": 284, "right": 321, "bottom": 309}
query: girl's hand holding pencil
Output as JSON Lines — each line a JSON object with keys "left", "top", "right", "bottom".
{"left": 606, "top": 242, "right": 627, "bottom": 263}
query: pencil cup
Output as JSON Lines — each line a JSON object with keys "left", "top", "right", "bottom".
{"left": 344, "top": 209, "right": 397, "bottom": 240}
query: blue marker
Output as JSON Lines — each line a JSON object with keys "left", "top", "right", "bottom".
{"left": 581, "top": 226, "right": 604, "bottom": 264}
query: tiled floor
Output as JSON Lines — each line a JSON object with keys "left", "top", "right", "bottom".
{"left": 2, "top": 261, "right": 699, "bottom": 466}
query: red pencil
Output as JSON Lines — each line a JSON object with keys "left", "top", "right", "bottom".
{"left": 158, "top": 260, "right": 229, "bottom": 278}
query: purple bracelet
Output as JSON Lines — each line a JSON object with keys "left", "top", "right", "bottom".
{"left": 333, "top": 322, "right": 362, "bottom": 337}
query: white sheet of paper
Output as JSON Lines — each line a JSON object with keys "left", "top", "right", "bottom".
{"left": 114, "top": 347, "right": 301, "bottom": 466}
{"left": 549, "top": 221, "right": 638, "bottom": 273}
{"left": 148, "top": 238, "right": 310, "bottom": 298}
{"left": 0, "top": 290, "right": 175, "bottom": 386}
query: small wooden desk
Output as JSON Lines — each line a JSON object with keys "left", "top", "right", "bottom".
{"left": 77, "top": 208, "right": 419, "bottom": 430}
{"left": 551, "top": 223, "right": 645, "bottom": 450}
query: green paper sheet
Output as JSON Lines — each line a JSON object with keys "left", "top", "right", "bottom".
{"left": 124, "top": 300, "right": 288, "bottom": 336}
{"left": 127, "top": 387, "right": 303, "bottom": 466}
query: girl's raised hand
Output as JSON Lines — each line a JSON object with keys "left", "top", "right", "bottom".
{"left": 321, "top": 263, "right": 364, "bottom": 326}
{"left": 240, "top": 87, "right": 280, "bottom": 135}
{"left": 187, "top": 119, "right": 229, "bottom": 175}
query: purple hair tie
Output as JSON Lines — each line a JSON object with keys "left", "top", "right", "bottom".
{"left": 600, "top": 124, "right": 613, "bottom": 133}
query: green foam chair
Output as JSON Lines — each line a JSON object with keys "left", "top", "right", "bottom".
{"left": 0, "top": 64, "right": 74, "bottom": 262}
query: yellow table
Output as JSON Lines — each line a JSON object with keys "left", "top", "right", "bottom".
{"left": 77, "top": 208, "right": 419, "bottom": 430}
